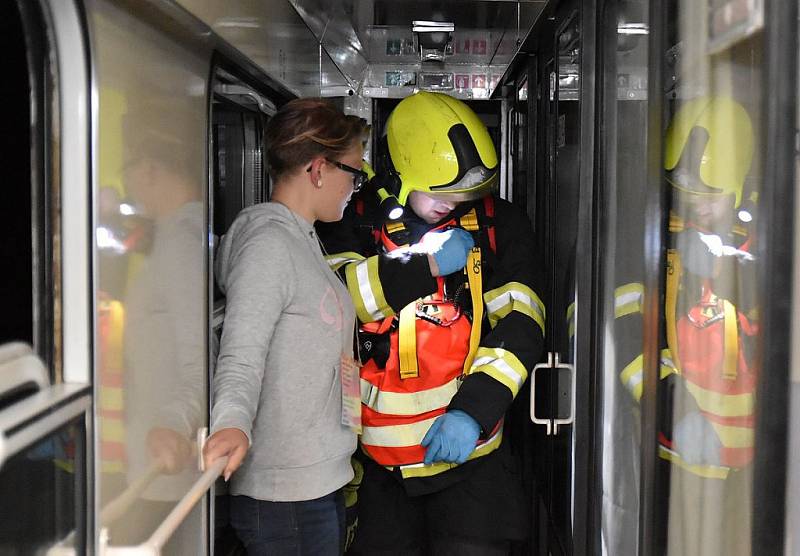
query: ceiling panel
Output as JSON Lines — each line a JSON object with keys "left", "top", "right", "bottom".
{"left": 176, "top": 0, "right": 325, "bottom": 96}
{"left": 176, "top": 0, "right": 548, "bottom": 99}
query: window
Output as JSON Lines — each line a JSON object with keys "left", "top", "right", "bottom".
{"left": 0, "top": 0, "right": 55, "bottom": 372}
{"left": 0, "top": 419, "right": 87, "bottom": 554}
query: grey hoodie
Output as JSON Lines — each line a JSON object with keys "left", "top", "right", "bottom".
{"left": 211, "top": 202, "right": 357, "bottom": 502}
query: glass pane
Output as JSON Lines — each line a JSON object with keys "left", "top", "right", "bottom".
{"left": 785, "top": 5, "right": 800, "bottom": 550}
{"left": 658, "top": 2, "right": 763, "bottom": 555}
{"left": 0, "top": 419, "right": 86, "bottom": 554}
{"left": 88, "top": 1, "right": 210, "bottom": 553}
{"left": 514, "top": 83, "right": 528, "bottom": 210}
{"left": 1, "top": 1, "right": 36, "bottom": 349}
{"left": 549, "top": 14, "right": 581, "bottom": 549}
{"left": 603, "top": 0, "right": 649, "bottom": 553}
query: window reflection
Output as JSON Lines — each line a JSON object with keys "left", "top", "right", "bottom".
{"left": 656, "top": 4, "right": 762, "bottom": 553}
{"left": 103, "top": 128, "right": 206, "bottom": 552}
{"left": 0, "top": 420, "right": 86, "bottom": 554}
{"left": 90, "top": 3, "right": 209, "bottom": 552}
{"left": 660, "top": 94, "right": 759, "bottom": 556}
{"left": 604, "top": 3, "right": 649, "bottom": 554}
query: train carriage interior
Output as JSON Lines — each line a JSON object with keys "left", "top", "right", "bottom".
{"left": 0, "top": 0, "right": 798, "bottom": 554}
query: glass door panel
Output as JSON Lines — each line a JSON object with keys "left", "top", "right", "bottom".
{"left": 655, "top": 2, "right": 764, "bottom": 555}
{"left": 548, "top": 12, "right": 581, "bottom": 555}
{"left": 88, "top": 1, "right": 210, "bottom": 552}
{"left": 599, "top": 1, "right": 649, "bottom": 554}
{"left": 513, "top": 77, "right": 529, "bottom": 210}
{"left": 530, "top": 8, "right": 582, "bottom": 554}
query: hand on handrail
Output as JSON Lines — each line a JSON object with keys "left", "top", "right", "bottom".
{"left": 146, "top": 427, "right": 194, "bottom": 475}
{"left": 203, "top": 427, "right": 249, "bottom": 481}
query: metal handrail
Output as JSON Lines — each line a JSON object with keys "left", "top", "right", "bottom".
{"left": 99, "top": 462, "right": 164, "bottom": 526}
{"left": 47, "top": 455, "right": 227, "bottom": 555}
{"left": 101, "top": 457, "right": 228, "bottom": 555}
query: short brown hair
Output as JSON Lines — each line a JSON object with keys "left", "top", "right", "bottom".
{"left": 266, "top": 98, "right": 368, "bottom": 180}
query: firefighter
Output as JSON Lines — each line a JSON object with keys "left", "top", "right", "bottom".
{"left": 614, "top": 96, "right": 758, "bottom": 556}
{"left": 317, "top": 91, "right": 546, "bottom": 555}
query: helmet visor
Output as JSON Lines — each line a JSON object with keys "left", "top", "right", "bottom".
{"left": 427, "top": 165, "right": 498, "bottom": 201}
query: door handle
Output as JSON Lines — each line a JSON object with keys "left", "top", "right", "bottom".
{"left": 530, "top": 352, "right": 555, "bottom": 435}
{"left": 529, "top": 352, "right": 576, "bottom": 436}
{"left": 551, "top": 352, "right": 576, "bottom": 435}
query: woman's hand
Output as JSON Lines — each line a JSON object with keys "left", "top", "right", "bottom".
{"left": 203, "top": 428, "right": 249, "bottom": 481}
{"left": 147, "top": 427, "right": 194, "bottom": 474}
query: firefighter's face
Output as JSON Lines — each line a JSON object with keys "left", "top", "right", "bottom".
{"left": 674, "top": 190, "right": 736, "bottom": 232}
{"left": 408, "top": 191, "right": 460, "bottom": 224}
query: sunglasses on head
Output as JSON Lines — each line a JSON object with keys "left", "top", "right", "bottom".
{"left": 307, "top": 158, "right": 368, "bottom": 193}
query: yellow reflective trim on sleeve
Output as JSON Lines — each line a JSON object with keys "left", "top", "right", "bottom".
{"left": 620, "top": 355, "right": 644, "bottom": 401}
{"left": 684, "top": 381, "right": 754, "bottom": 417}
{"left": 621, "top": 352, "right": 678, "bottom": 402}
{"left": 345, "top": 261, "right": 370, "bottom": 322}
{"left": 484, "top": 282, "right": 545, "bottom": 334}
{"left": 366, "top": 255, "right": 390, "bottom": 316}
{"left": 361, "top": 377, "right": 460, "bottom": 415}
{"left": 710, "top": 422, "right": 754, "bottom": 449}
{"left": 99, "top": 386, "right": 123, "bottom": 412}
{"left": 614, "top": 283, "right": 644, "bottom": 318}
{"left": 567, "top": 302, "right": 576, "bottom": 339}
{"left": 658, "top": 445, "right": 730, "bottom": 479}
{"left": 345, "top": 256, "right": 393, "bottom": 323}
{"left": 470, "top": 347, "right": 527, "bottom": 397}
{"left": 660, "top": 349, "right": 679, "bottom": 375}
{"left": 398, "top": 426, "right": 503, "bottom": 479}
{"left": 325, "top": 251, "right": 365, "bottom": 272}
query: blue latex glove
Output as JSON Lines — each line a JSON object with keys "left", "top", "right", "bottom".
{"left": 429, "top": 228, "right": 474, "bottom": 276}
{"left": 675, "top": 229, "right": 716, "bottom": 278}
{"left": 673, "top": 410, "right": 722, "bottom": 466}
{"left": 421, "top": 410, "right": 481, "bottom": 465}
{"left": 676, "top": 229, "right": 754, "bottom": 278}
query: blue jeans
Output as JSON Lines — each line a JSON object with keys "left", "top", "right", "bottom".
{"left": 230, "top": 491, "right": 345, "bottom": 555}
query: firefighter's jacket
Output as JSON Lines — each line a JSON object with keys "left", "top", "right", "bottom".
{"left": 317, "top": 193, "right": 545, "bottom": 491}
{"left": 614, "top": 215, "right": 758, "bottom": 478}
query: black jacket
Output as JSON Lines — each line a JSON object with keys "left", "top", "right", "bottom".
{"left": 317, "top": 192, "right": 546, "bottom": 495}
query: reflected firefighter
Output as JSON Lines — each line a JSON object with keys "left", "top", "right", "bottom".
{"left": 615, "top": 96, "right": 758, "bottom": 556}
{"left": 318, "top": 91, "right": 546, "bottom": 554}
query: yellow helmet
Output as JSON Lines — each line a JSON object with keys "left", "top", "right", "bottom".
{"left": 383, "top": 91, "right": 498, "bottom": 205}
{"left": 664, "top": 96, "right": 753, "bottom": 208}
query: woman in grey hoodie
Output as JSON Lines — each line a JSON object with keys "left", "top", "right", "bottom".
{"left": 203, "top": 99, "right": 368, "bottom": 555}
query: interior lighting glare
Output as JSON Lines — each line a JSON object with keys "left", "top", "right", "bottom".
{"left": 617, "top": 23, "right": 649, "bottom": 35}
